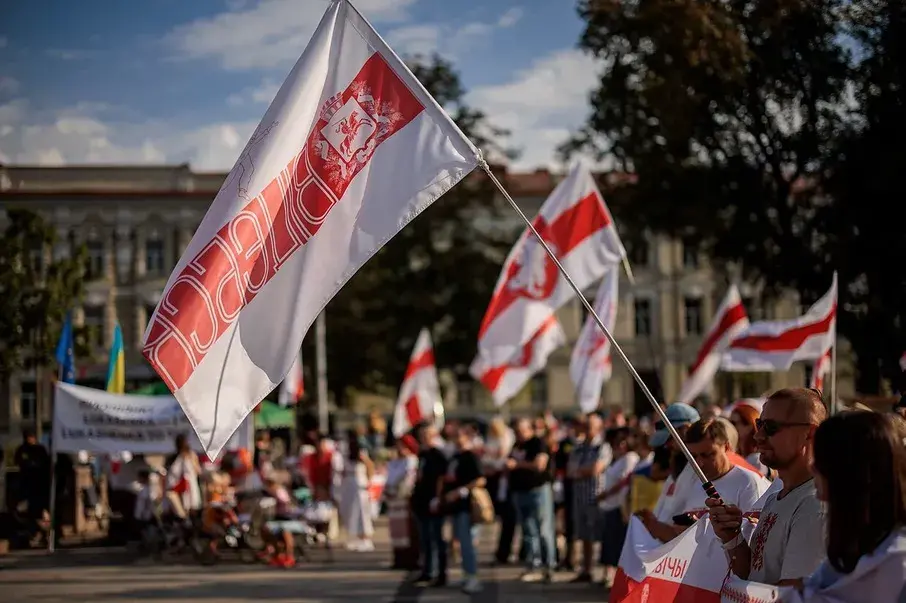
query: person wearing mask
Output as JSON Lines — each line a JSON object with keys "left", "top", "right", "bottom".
{"left": 708, "top": 387, "right": 827, "bottom": 587}
{"left": 596, "top": 427, "right": 640, "bottom": 588}
{"left": 508, "top": 417, "right": 556, "bottom": 583}
{"left": 567, "top": 412, "right": 612, "bottom": 583}
{"left": 800, "top": 411, "right": 906, "bottom": 600}
{"left": 411, "top": 423, "right": 449, "bottom": 587}
{"left": 441, "top": 426, "right": 485, "bottom": 594}
{"left": 642, "top": 418, "right": 768, "bottom": 543}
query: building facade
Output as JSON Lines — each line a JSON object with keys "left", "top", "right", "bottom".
{"left": 0, "top": 164, "right": 854, "bottom": 444}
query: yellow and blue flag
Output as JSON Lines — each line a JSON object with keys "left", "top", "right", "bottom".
{"left": 55, "top": 312, "right": 76, "bottom": 383}
{"left": 106, "top": 322, "right": 125, "bottom": 393}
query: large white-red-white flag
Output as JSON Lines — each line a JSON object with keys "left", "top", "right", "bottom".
{"left": 142, "top": 0, "right": 479, "bottom": 457}
{"left": 470, "top": 316, "right": 566, "bottom": 406}
{"left": 676, "top": 285, "right": 749, "bottom": 403}
{"left": 721, "top": 274, "right": 837, "bottom": 372}
{"left": 392, "top": 328, "right": 441, "bottom": 437}
{"left": 475, "top": 163, "right": 626, "bottom": 366}
{"left": 278, "top": 351, "right": 304, "bottom": 407}
{"left": 570, "top": 265, "right": 619, "bottom": 412}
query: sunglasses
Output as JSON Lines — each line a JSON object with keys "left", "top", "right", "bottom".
{"left": 755, "top": 418, "right": 813, "bottom": 437}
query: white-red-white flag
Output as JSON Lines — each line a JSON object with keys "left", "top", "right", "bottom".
{"left": 278, "top": 351, "right": 304, "bottom": 407}
{"left": 721, "top": 274, "right": 837, "bottom": 372}
{"left": 676, "top": 285, "right": 749, "bottom": 403}
{"left": 475, "top": 163, "right": 626, "bottom": 365}
{"left": 392, "top": 328, "right": 441, "bottom": 437}
{"left": 470, "top": 316, "right": 565, "bottom": 407}
{"left": 569, "top": 266, "right": 619, "bottom": 412}
{"left": 141, "top": 0, "right": 479, "bottom": 458}
{"left": 809, "top": 347, "right": 832, "bottom": 392}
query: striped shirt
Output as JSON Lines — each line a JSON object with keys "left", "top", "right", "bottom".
{"left": 568, "top": 436, "right": 612, "bottom": 505}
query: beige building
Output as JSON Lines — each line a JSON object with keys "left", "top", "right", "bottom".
{"left": 0, "top": 164, "right": 854, "bottom": 443}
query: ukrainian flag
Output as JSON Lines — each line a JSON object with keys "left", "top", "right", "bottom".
{"left": 106, "top": 322, "right": 126, "bottom": 394}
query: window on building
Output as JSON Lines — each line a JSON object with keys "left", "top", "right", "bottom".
{"left": 19, "top": 382, "right": 36, "bottom": 421}
{"left": 85, "top": 241, "right": 105, "bottom": 280}
{"left": 628, "top": 238, "right": 649, "bottom": 267}
{"left": 634, "top": 298, "right": 652, "bottom": 337}
{"left": 53, "top": 239, "right": 70, "bottom": 261}
{"left": 84, "top": 305, "right": 105, "bottom": 349}
{"left": 684, "top": 297, "right": 703, "bottom": 335}
{"left": 116, "top": 243, "right": 133, "bottom": 282}
{"left": 531, "top": 373, "right": 548, "bottom": 409}
{"left": 457, "top": 381, "right": 474, "bottom": 408}
{"left": 146, "top": 238, "right": 165, "bottom": 276}
{"left": 682, "top": 240, "right": 699, "bottom": 268}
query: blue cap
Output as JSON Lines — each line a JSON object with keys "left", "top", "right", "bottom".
{"left": 649, "top": 403, "right": 700, "bottom": 448}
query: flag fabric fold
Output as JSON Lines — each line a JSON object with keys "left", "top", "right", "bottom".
{"left": 278, "top": 351, "right": 304, "bottom": 407}
{"left": 106, "top": 322, "right": 126, "bottom": 394}
{"left": 569, "top": 265, "right": 619, "bottom": 412}
{"left": 392, "top": 328, "right": 441, "bottom": 437}
{"left": 55, "top": 311, "right": 76, "bottom": 384}
{"left": 721, "top": 274, "right": 837, "bottom": 372}
{"left": 142, "top": 0, "right": 479, "bottom": 458}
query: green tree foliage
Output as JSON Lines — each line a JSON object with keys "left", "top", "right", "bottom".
{"left": 0, "top": 209, "right": 87, "bottom": 378}
{"left": 568, "top": 0, "right": 906, "bottom": 392}
{"left": 306, "top": 55, "right": 517, "bottom": 403}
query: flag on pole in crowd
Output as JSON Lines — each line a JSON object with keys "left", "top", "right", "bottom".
{"left": 676, "top": 285, "right": 749, "bottom": 403}
{"left": 105, "top": 322, "right": 126, "bottom": 394}
{"left": 392, "top": 328, "right": 441, "bottom": 437}
{"left": 569, "top": 265, "right": 619, "bottom": 412}
{"left": 470, "top": 316, "right": 566, "bottom": 406}
{"left": 55, "top": 311, "right": 76, "bottom": 384}
{"left": 809, "top": 347, "right": 832, "bottom": 391}
{"left": 721, "top": 273, "right": 837, "bottom": 372}
{"left": 141, "top": 0, "right": 479, "bottom": 458}
{"left": 474, "top": 163, "right": 626, "bottom": 367}
{"left": 278, "top": 351, "right": 304, "bottom": 407}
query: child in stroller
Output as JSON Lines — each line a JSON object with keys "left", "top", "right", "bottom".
{"left": 200, "top": 470, "right": 240, "bottom": 558}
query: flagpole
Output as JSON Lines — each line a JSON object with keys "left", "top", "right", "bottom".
{"left": 830, "top": 315, "right": 838, "bottom": 416}
{"left": 315, "top": 312, "right": 329, "bottom": 435}
{"left": 479, "top": 157, "right": 723, "bottom": 502}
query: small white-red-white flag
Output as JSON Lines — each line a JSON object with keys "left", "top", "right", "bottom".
{"left": 278, "top": 351, "right": 304, "bottom": 407}
{"left": 569, "top": 265, "right": 619, "bottom": 412}
{"left": 475, "top": 163, "right": 626, "bottom": 366}
{"left": 470, "top": 316, "right": 565, "bottom": 407}
{"left": 809, "top": 347, "right": 832, "bottom": 392}
{"left": 142, "top": 0, "right": 479, "bottom": 457}
{"left": 392, "top": 328, "right": 441, "bottom": 437}
{"left": 676, "top": 285, "right": 749, "bottom": 403}
{"left": 722, "top": 274, "right": 837, "bottom": 372}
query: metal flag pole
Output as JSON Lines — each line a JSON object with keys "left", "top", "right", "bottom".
{"left": 830, "top": 274, "right": 838, "bottom": 414}
{"left": 479, "top": 156, "right": 722, "bottom": 501}
{"left": 315, "top": 312, "right": 329, "bottom": 435}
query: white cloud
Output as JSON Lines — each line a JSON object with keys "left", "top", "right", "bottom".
{"left": 164, "top": 0, "right": 418, "bottom": 71}
{"left": 0, "top": 76, "right": 20, "bottom": 97}
{"left": 467, "top": 48, "right": 602, "bottom": 171}
{"left": 497, "top": 7, "right": 524, "bottom": 28}
{"left": 386, "top": 7, "right": 522, "bottom": 59}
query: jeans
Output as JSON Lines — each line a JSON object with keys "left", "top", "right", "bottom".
{"left": 512, "top": 484, "right": 556, "bottom": 570}
{"left": 451, "top": 511, "right": 478, "bottom": 577}
{"left": 416, "top": 514, "right": 447, "bottom": 578}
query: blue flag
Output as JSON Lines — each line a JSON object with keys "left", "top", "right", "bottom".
{"left": 55, "top": 312, "right": 75, "bottom": 384}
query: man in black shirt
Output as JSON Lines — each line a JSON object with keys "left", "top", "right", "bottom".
{"left": 410, "top": 423, "right": 448, "bottom": 587}
{"left": 507, "top": 417, "right": 556, "bottom": 583}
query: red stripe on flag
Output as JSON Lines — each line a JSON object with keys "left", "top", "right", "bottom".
{"left": 729, "top": 304, "right": 836, "bottom": 352}
{"left": 477, "top": 316, "right": 557, "bottom": 391}
{"left": 404, "top": 394, "right": 422, "bottom": 427}
{"left": 478, "top": 191, "right": 610, "bottom": 339}
{"left": 404, "top": 349, "right": 435, "bottom": 381}
{"left": 616, "top": 577, "right": 721, "bottom": 603}
{"left": 688, "top": 301, "right": 747, "bottom": 374}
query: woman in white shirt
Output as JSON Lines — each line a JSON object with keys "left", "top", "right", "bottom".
{"left": 597, "top": 427, "right": 640, "bottom": 587}
{"left": 167, "top": 434, "right": 203, "bottom": 515}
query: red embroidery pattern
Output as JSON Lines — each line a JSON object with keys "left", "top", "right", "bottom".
{"left": 750, "top": 512, "right": 778, "bottom": 571}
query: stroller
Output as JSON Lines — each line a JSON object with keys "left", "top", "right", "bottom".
{"left": 195, "top": 494, "right": 276, "bottom": 565}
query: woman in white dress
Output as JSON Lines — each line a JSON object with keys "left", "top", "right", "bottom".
{"left": 167, "top": 434, "right": 203, "bottom": 517}
{"left": 338, "top": 430, "right": 375, "bottom": 551}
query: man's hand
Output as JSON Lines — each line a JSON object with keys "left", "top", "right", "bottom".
{"left": 636, "top": 509, "right": 657, "bottom": 530}
{"left": 706, "top": 497, "right": 743, "bottom": 543}
{"left": 505, "top": 458, "right": 517, "bottom": 471}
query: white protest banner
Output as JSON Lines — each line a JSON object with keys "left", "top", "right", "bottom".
{"left": 721, "top": 574, "right": 801, "bottom": 603}
{"left": 53, "top": 382, "right": 252, "bottom": 455}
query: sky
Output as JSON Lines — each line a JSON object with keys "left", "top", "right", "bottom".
{"left": 0, "top": 0, "right": 601, "bottom": 173}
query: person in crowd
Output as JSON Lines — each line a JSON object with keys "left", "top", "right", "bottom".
{"left": 384, "top": 435, "right": 420, "bottom": 570}
{"left": 567, "top": 412, "right": 611, "bottom": 583}
{"left": 303, "top": 433, "right": 337, "bottom": 503}
{"left": 483, "top": 417, "right": 516, "bottom": 566}
{"left": 729, "top": 402, "right": 771, "bottom": 477}
{"left": 716, "top": 416, "right": 740, "bottom": 452}
{"left": 641, "top": 418, "right": 768, "bottom": 542}
{"left": 623, "top": 444, "right": 672, "bottom": 520}
{"left": 644, "top": 403, "right": 700, "bottom": 525}
{"left": 133, "top": 469, "right": 159, "bottom": 537}
{"left": 366, "top": 410, "right": 387, "bottom": 452}
{"left": 554, "top": 415, "right": 581, "bottom": 571}
{"left": 261, "top": 474, "right": 301, "bottom": 568}
{"left": 338, "top": 429, "right": 375, "bottom": 552}
{"left": 411, "top": 423, "right": 449, "bottom": 587}
{"left": 441, "top": 425, "right": 486, "bottom": 594}
{"left": 167, "top": 433, "right": 203, "bottom": 518}
{"left": 253, "top": 430, "right": 273, "bottom": 474}
{"left": 608, "top": 405, "right": 628, "bottom": 429}
{"left": 13, "top": 428, "right": 50, "bottom": 539}
{"left": 202, "top": 470, "right": 240, "bottom": 557}
{"left": 709, "top": 387, "right": 828, "bottom": 587}
{"left": 802, "top": 411, "right": 906, "bottom": 599}
{"left": 596, "top": 427, "right": 640, "bottom": 588}
{"left": 508, "top": 417, "right": 556, "bottom": 583}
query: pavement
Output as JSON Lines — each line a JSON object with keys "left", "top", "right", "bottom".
{"left": 0, "top": 521, "right": 613, "bottom": 603}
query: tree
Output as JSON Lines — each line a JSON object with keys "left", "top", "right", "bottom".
{"left": 564, "top": 0, "right": 905, "bottom": 389}
{"left": 0, "top": 209, "right": 87, "bottom": 381}
{"left": 308, "top": 55, "right": 517, "bottom": 404}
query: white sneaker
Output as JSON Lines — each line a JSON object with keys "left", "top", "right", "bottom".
{"left": 358, "top": 540, "right": 374, "bottom": 552}
{"left": 520, "top": 570, "right": 543, "bottom": 583}
{"left": 461, "top": 576, "right": 481, "bottom": 594}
